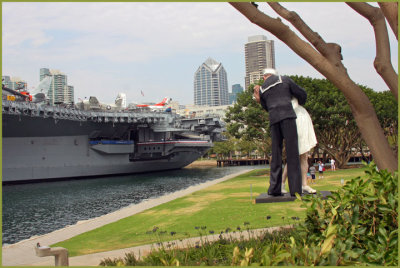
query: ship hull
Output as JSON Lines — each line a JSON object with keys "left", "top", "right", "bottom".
{"left": 2, "top": 101, "right": 223, "bottom": 183}
{"left": 3, "top": 135, "right": 208, "bottom": 183}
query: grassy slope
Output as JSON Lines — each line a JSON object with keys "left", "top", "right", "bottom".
{"left": 52, "top": 167, "right": 365, "bottom": 256}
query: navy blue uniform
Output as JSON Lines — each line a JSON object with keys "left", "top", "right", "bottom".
{"left": 259, "top": 75, "right": 307, "bottom": 196}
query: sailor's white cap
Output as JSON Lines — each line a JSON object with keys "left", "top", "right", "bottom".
{"left": 262, "top": 68, "right": 278, "bottom": 76}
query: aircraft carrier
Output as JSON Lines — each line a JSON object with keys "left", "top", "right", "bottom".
{"left": 2, "top": 91, "right": 224, "bottom": 183}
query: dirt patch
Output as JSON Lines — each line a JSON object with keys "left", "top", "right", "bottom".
{"left": 141, "top": 210, "right": 158, "bottom": 216}
{"left": 144, "top": 193, "right": 227, "bottom": 217}
{"left": 143, "top": 206, "right": 205, "bottom": 217}
{"left": 207, "top": 184, "right": 239, "bottom": 191}
{"left": 171, "top": 203, "right": 208, "bottom": 215}
{"left": 185, "top": 193, "right": 226, "bottom": 203}
{"left": 185, "top": 160, "right": 217, "bottom": 168}
{"left": 229, "top": 192, "right": 253, "bottom": 198}
{"left": 208, "top": 180, "right": 265, "bottom": 191}
{"left": 289, "top": 206, "right": 306, "bottom": 212}
{"left": 329, "top": 181, "right": 344, "bottom": 186}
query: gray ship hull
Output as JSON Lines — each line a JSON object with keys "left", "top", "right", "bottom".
{"left": 3, "top": 135, "right": 205, "bottom": 182}
{"left": 2, "top": 101, "right": 223, "bottom": 183}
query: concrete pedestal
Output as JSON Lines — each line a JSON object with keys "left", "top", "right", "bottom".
{"left": 255, "top": 191, "right": 331, "bottom": 204}
{"left": 35, "top": 246, "right": 69, "bottom": 266}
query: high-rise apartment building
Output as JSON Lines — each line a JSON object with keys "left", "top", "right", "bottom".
{"left": 244, "top": 35, "right": 275, "bottom": 90}
{"left": 194, "top": 58, "right": 229, "bottom": 106}
{"left": 229, "top": 84, "right": 244, "bottom": 104}
{"left": 2, "top": 75, "right": 27, "bottom": 90}
{"left": 40, "top": 68, "right": 74, "bottom": 105}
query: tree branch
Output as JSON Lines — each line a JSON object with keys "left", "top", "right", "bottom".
{"left": 378, "top": 2, "right": 398, "bottom": 39}
{"left": 229, "top": 2, "right": 345, "bottom": 77}
{"left": 268, "top": 2, "right": 343, "bottom": 65}
{"left": 346, "top": 2, "right": 398, "bottom": 100}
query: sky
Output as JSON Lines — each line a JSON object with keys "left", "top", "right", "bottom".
{"left": 2, "top": 2, "right": 398, "bottom": 105}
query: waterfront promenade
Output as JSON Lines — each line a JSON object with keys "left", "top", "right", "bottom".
{"left": 2, "top": 169, "right": 251, "bottom": 266}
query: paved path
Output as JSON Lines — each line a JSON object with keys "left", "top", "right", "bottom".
{"left": 2, "top": 169, "right": 252, "bottom": 266}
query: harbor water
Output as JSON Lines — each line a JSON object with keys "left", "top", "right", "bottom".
{"left": 2, "top": 165, "right": 262, "bottom": 245}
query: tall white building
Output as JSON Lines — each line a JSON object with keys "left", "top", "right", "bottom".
{"left": 244, "top": 35, "right": 275, "bottom": 90}
{"left": 40, "top": 68, "right": 74, "bottom": 105}
{"left": 194, "top": 57, "right": 229, "bottom": 106}
{"left": 178, "top": 104, "right": 231, "bottom": 119}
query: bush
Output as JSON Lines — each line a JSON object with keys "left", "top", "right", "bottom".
{"left": 100, "top": 163, "right": 398, "bottom": 266}
{"left": 295, "top": 162, "right": 398, "bottom": 265}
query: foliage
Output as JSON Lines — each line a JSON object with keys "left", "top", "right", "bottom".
{"left": 100, "top": 164, "right": 397, "bottom": 266}
{"left": 236, "top": 139, "right": 258, "bottom": 158}
{"left": 211, "top": 138, "right": 236, "bottom": 159}
{"left": 99, "top": 228, "right": 297, "bottom": 266}
{"left": 100, "top": 253, "right": 138, "bottom": 266}
{"left": 296, "top": 161, "right": 398, "bottom": 265}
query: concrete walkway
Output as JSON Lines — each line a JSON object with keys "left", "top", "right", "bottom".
{"left": 2, "top": 169, "right": 253, "bottom": 266}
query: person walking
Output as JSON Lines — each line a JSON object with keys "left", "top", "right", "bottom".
{"left": 253, "top": 68, "right": 307, "bottom": 197}
{"left": 309, "top": 165, "right": 316, "bottom": 184}
{"left": 318, "top": 161, "right": 325, "bottom": 179}
{"left": 330, "top": 158, "right": 336, "bottom": 171}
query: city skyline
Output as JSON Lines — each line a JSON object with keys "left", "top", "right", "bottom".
{"left": 3, "top": 2, "right": 398, "bottom": 105}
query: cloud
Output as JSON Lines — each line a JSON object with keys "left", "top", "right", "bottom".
{"left": 2, "top": 2, "right": 397, "bottom": 105}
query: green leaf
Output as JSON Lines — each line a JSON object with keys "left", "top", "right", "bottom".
{"left": 354, "top": 226, "right": 367, "bottom": 235}
{"left": 363, "top": 196, "right": 378, "bottom": 201}
{"left": 331, "top": 206, "right": 337, "bottom": 216}
{"left": 389, "top": 237, "right": 398, "bottom": 247}
{"left": 262, "top": 254, "right": 271, "bottom": 266}
{"left": 273, "top": 252, "right": 291, "bottom": 263}
{"left": 378, "top": 226, "right": 388, "bottom": 239}
{"left": 377, "top": 234, "right": 386, "bottom": 246}
{"left": 326, "top": 224, "right": 337, "bottom": 237}
{"left": 377, "top": 205, "right": 392, "bottom": 212}
{"left": 320, "top": 234, "right": 336, "bottom": 255}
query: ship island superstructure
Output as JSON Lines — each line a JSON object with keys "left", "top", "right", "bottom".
{"left": 2, "top": 94, "right": 225, "bottom": 183}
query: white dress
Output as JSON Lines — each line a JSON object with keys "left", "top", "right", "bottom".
{"left": 291, "top": 98, "right": 317, "bottom": 155}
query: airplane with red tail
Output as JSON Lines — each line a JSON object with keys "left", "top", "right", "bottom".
{"left": 136, "top": 97, "right": 171, "bottom": 110}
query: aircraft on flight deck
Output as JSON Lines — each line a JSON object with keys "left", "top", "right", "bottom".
{"left": 135, "top": 97, "right": 171, "bottom": 110}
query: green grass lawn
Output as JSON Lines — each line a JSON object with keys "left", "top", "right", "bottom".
{"left": 52, "top": 167, "right": 366, "bottom": 256}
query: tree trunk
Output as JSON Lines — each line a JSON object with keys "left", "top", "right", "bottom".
{"left": 229, "top": 2, "right": 398, "bottom": 172}
{"left": 378, "top": 2, "right": 398, "bottom": 38}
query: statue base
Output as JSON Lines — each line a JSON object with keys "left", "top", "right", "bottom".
{"left": 255, "top": 191, "right": 331, "bottom": 204}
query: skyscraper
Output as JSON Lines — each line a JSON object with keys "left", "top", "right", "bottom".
{"left": 229, "top": 84, "right": 244, "bottom": 104}
{"left": 244, "top": 35, "right": 275, "bottom": 90}
{"left": 194, "top": 57, "right": 229, "bottom": 106}
{"left": 2, "top": 75, "right": 27, "bottom": 90}
{"left": 40, "top": 68, "right": 74, "bottom": 105}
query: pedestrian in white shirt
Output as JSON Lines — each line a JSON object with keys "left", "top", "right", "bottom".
{"left": 330, "top": 159, "right": 336, "bottom": 171}
{"left": 318, "top": 161, "right": 325, "bottom": 179}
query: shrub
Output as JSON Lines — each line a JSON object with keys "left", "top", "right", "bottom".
{"left": 295, "top": 162, "right": 398, "bottom": 265}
